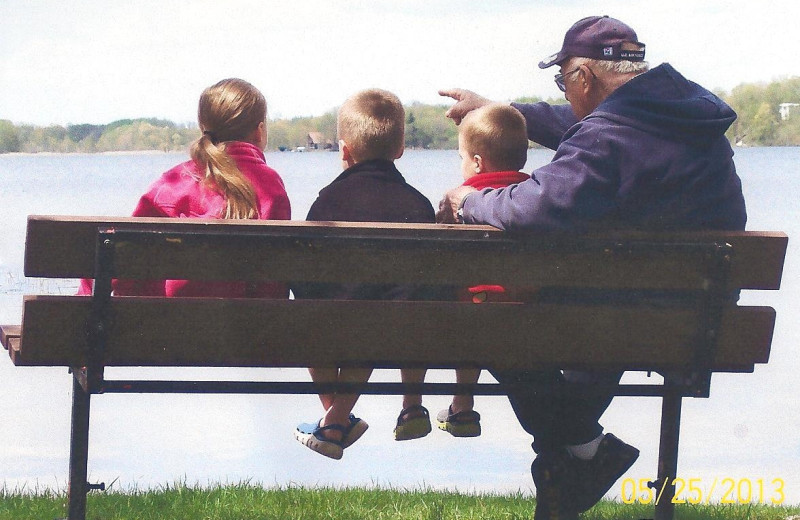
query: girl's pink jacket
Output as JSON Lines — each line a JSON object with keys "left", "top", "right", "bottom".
{"left": 78, "top": 141, "right": 291, "bottom": 298}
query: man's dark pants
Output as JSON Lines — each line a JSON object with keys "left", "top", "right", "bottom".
{"left": 490, "top": 368, "right": 622, "bottom": 453}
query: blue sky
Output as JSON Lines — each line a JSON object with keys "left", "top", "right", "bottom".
{"left": 2, "top": 0, "right": 799, "bottom": 126}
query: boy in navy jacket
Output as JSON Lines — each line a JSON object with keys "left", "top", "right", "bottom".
{"left": 293, "top": 89, "right": 436, "bottom": 459}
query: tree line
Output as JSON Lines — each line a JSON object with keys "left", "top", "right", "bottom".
{"left": 1, "top": 77, "right": 798, "bottom": 154}
{"left": 724, "top": 77, "right": 800, "bottom": 146}
{"left": 0, "top": 118, "right": 196, "bottom": 154}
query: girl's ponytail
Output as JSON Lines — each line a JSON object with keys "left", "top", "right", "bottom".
{"left": 190, "top": 78, "right": 267, "bottom": 219}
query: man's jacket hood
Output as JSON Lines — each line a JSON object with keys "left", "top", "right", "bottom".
{"left": 597, "top": 63, "right": 736, "bottom": 146}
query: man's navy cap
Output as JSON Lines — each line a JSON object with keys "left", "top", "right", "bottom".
{"left": 539, "top": 15, "right": 645, "bottom": 69}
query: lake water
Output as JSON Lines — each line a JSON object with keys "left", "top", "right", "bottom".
{"left": 1, "top": 147, "right": 798, "bottom": 505}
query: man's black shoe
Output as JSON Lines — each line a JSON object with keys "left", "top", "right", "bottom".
{"left": 531, "top": 450, "right": 579, "bottom": 520}
{"left": 531, "top": 433, "right": 639, "bottom": 519}
{"left": 573, "top": 433, "right": 639, "bottom": 512}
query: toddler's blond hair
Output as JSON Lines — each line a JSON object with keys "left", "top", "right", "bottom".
{"left": 460, "top": 103, "right": 528, "bottom": 172}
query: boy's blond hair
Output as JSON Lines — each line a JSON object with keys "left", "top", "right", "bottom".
{"left": 460, "top": 103, "right": 528, "bottom": 172}
{"left": 338, "top": 89, "right": 405, "bottom": 163}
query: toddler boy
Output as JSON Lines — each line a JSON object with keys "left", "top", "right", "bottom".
{"left": 400, "top": 103, "right": 531, "bottom": 440}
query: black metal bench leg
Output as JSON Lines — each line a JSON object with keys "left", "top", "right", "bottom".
{"left": 67, "top": 373, "right": 91, "bottom": 520}
{"left": 654, "top": 387, "right": 682, "bottom": 520}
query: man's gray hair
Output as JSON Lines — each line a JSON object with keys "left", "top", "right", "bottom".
{"left": 567, "top": 52, "right": 649, "bottom": 92}
{"left": 582, "top": 57, "right": 650, "bottom": 75}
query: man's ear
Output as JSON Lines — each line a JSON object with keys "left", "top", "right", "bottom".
{"left": 579, "top": 65, "right": 594, "bottom": 96}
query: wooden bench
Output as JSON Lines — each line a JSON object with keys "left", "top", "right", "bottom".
{"left": 0, "top": 215, "right": 788, "bottom": 520}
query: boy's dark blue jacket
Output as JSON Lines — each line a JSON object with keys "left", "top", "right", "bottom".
{"left": 306, "top": 159, "right": 434, "bottom": 224}
{"left": 294, "top": 158, "right": 436, "bottom": 301}
{"left": 464, "top": 63, "right": 747, "bottom": 232}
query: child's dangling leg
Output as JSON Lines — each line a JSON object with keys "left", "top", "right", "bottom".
{"left": 393, "top": 368, "right": 432, "bottom": 441}
{"left": 437, "top": 367, "right": 481, "bottom": 437}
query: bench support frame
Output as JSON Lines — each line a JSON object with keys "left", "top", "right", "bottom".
{"left": 64, "top": 374, "right": 692, "bottom": 520}
{"left": 67, "top": 376, "right": 92, "bottom": 520}
{"left": 23, "top": 224, "right": 767, "bottom": 520}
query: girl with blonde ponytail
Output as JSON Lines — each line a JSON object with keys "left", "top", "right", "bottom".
{"left": 78, "top": 78, "right": 290, "bottom": 298}
{"left": 191, "top": 78, "right": 268, "bottom": 219}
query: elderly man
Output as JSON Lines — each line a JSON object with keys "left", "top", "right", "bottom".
{"left": 438, "top": 15, "right": 746, "bottom": 520}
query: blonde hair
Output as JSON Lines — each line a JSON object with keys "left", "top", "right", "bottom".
{"left": 190, "top": 78, "right": 266, "bottom": 219}
{"left": 460, "top": 103, "right": 528, "bottom": 172}
{"left": 337, "top": 89, "right": 405, "bottom": 163}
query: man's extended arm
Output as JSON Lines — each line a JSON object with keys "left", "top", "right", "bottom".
{"left": 460, "top": 123, "right": 618, "bottom": 232}
{"left": 438, "top": 88, "right": 493, "bottom": 125}
{"left": 511, "top": 102, "right": 578, "bottom": 150}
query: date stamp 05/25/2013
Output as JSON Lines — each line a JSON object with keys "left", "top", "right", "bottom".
{"left": 620, "top": 477, "right": 787, "bottom": 505}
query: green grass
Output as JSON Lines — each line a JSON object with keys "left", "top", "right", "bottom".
{"left": 1, "top": 483, "right": 798, "bottom": 520}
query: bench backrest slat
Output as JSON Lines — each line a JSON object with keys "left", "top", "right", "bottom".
{"left": 23, "top": 216, "right": 788, "bottom": 291}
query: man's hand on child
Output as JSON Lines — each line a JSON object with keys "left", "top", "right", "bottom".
{"left": 437, "top": 186, "right": 477, "bottom": 224}
{"left": 438, "top": 89, "right": 492, "bottom": 125}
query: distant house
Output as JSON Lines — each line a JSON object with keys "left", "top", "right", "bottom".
{"left": 779, "top": 103, "right": 799, "bottom": 121}
{"left": 306, "top": 132, "right": 334, "bottom": 150}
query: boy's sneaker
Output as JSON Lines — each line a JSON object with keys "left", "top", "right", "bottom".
{"left": 341, "top": 414, "right": 369, "bottom": 449}
{"left": 436, "top": 406, "right": 481, "bottom": 437}
{"left": 294, "top": 420, "right": 345, "bottom": 460}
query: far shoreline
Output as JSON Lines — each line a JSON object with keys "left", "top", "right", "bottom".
{"left": 0, "top": 150, "right": 182, "bottom": 157}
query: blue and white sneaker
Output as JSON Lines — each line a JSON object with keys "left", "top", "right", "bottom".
{"left": 294, "top": 420, "right": 346, "bottom": 460}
